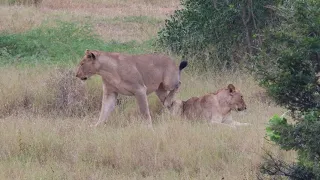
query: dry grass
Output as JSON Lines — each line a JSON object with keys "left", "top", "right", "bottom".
{"left": 0, "top": 0, "right": 179, "bottom": 7}
{"left": 0, "top": 6, "right": 46, "bottom": 33}
{"left": 0, "top": 114, "right": 294, "bottom": 180}
{"left": 94, "top": 17, "right": 162, "bottom": 42}
{"left": 41, "top": 0, "right": 179, "bottom": 9}
{"left": 0, "top": 0, "right": 178, "bottom": 41}
{"left": 0, "top": 66, "right": 295, "bottom": 179}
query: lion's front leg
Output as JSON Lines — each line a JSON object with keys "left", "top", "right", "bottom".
{"left": 93, "top": 91, "right": 117, "bottom": 127}
{"left": 163, "top": 81, "right": 181, "bottom": 108}
{"left": 209, "top": 118, "right": 236, "bottom": 129}
{"left": 222, "top": 114, "right": 251, "bottom": 127}
{"left": 210, "top": 114, "right": 224, "bottom": 124}
{"left": 230, "top": 121, "right": 251, "bottom": 127}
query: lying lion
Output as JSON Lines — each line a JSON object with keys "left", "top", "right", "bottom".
{"left": 76, "top": 50, "right": 187, "bottom": 127}
{"left": 169, "top": 84, "right": 250, "bottom": 127}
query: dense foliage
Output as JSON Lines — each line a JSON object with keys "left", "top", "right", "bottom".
{"left": 158, "top": 0, "right": 280, "bottom": 69}
{"left": 256, "top": 0, "right": 320, "bottom": 179}
{"left": 254, "top": 0, "right": 320, "bottom": 112}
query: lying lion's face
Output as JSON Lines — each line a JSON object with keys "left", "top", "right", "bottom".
{"left": 76, "top": 50, "right": 97, "bottom": 81}
{"left": 227, "top": 84, "right": 247, "bottom": 111}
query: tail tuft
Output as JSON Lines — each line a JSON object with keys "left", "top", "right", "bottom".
{"left": 179, "top": 61, "right": 188, "bottom": 71}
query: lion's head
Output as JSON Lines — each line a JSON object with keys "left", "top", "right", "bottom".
{"left": 226, "top": 84, "right": 246, "bottom": 111}
{"left": 76, "top": 50, "right": 99, "bottom": 81}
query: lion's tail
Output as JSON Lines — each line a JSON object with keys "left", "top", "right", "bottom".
{"left": 176, "top": 61, "right": 188, "bottom": 88}
{"left": 179, "top": 61, "right": 188, "bottom": 71}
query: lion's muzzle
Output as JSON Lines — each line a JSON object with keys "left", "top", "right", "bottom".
{"left": 75, "top": 72, "right": 88, "bottom": 81}
{"left": 237, "top": 106, "right": 247, "bottom": 111}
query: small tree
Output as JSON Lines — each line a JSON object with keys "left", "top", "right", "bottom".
{"left": 255, "top": 0, "right": 320, "bottom": 179}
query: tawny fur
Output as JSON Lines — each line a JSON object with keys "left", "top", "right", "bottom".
{"left": 76, "top": 50, "right": 187, "bottom": 127}
{"left": 169, "top": 84, "right": 250, "bottom": 127}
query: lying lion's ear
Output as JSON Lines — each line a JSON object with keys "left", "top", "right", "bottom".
{"left": 85, "top": 50, "right": 96, "bottom": 60}
{"left": 228, "top": 84, "right": 236, "bottom": 93}
{"left": 87, "top": 52, "right": 96, "bottom": 59}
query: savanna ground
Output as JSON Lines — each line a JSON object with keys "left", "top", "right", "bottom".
{"left": 0, "top": 0, "right": 296, "bottom": 179}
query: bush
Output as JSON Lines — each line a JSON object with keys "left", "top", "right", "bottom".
{"left": 262, "top": 111, "right": 320, "bottom": 179}
{"left": 253, "top": 0, "right": 320, "bottom": 112}
{"left": 158, "top": 0, "right": 280, "bottom": 69}
{"left": 256, "top": 0, "right": 320, "bottom": 179}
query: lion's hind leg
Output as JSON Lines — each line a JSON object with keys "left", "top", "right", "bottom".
{"left": 155, "top": 83, "right": 169, "bottom": 105}
{"left": 134, "top": 87, "right": 153, "bottom": 128}
{"left": 163, "top": 81, "right": 181, "bottom": 108}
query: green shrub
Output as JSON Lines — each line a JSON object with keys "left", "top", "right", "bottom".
{"left": 256, "top": 0, "right": 320, "bottom": 179}
{"left": 253, "top": 0, "right": 320, "bottom": 112}
{"left": 262, "top": 111, "right": 320, "bottom": 179}
{"left": 158, "top": 0, "right": 280, "bottom": 69}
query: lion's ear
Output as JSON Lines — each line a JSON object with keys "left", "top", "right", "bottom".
{"left": 227, "top": 84, "right": 236, "bottom": 93}
{"left": 85, "top": 50, "right": 96, "bottom": 60}
{"left": 87, "top": 53, "right": 96, "bottom": 59}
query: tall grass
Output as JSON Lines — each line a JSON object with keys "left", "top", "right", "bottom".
{"left": 0, "top": 66, "right": 294, "bottom": 179}
{"left": 0, "top": 115, "right": 295, "bottom": 180}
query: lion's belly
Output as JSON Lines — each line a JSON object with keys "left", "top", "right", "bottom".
{"left": 104, "top": 85, "right": 134, "bottom": 96}
{"left": 183, "top": 98, "right": 203, "bottom": 119}
{"left": 101, "top": 67, "right": 163, "bottom": 96}
{"left": 103, "top": 80, "right": 135, "bottom": 96}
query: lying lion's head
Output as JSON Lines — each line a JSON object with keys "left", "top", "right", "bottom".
{"left": 76, "top": 50, "right": 99, "bottom": 81}
{"left": 226, "top": 84, "right": 246, "bottom": 111}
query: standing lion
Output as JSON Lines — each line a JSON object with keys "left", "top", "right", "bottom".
{"left": 76, "top": 50, "right": 187, "bottom": 128}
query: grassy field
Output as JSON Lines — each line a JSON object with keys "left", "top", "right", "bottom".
{"left": 0, "top": 0, "right": 296, "bottom": 179}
